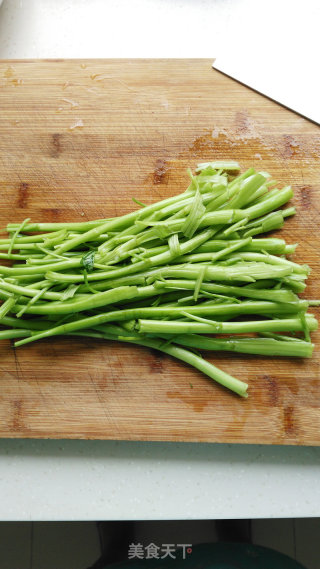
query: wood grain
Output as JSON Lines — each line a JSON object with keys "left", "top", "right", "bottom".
{"left": 0, "top": 59, "right": 319, "bottom": 444}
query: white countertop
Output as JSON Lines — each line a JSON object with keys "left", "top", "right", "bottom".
{"left": 0, "top": 0, "right": 319, "bottom": 521}
{"left": 1, "top": 0, "right": 318, "bottom": 61}
{"left": 1, "top": 440, "right": 320, "bottom": 521}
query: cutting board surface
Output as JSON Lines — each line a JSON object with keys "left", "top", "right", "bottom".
{"left": 0, "top": 59, "right": 319, "bottom": 444}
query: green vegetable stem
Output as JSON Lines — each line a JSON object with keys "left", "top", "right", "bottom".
{"left": 0, "top": 160, "right": 318, "bottom": 398}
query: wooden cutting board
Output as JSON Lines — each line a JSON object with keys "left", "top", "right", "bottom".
{"left": 0, "top": 59, "right": 319, "bottom": 444}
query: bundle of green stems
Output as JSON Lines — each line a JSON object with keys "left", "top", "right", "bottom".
{"left": 0, "top": 160, "right": 318, "bottom": 398}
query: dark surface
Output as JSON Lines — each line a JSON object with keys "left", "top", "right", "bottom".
{"left": 103, "top": 542, "right": 306, "bottom": 569}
